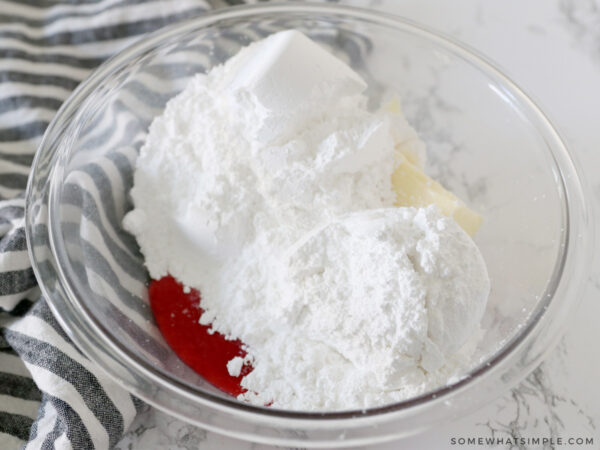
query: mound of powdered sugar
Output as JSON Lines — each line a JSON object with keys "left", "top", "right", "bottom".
{"left": 239, "top": 206, "right": 489, "bottom": 409}
{"left": 124, "top": 30, "right": 490, "bottom": 410}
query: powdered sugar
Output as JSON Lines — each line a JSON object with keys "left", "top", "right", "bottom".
{"left": 226, "top": 357, "right": 245, "bottom": 378}
{"left": 238, "top": 207, "right": 489, "bottom": 409}
{"left": 124, "top": 30, "right": 490, "bottom": 411}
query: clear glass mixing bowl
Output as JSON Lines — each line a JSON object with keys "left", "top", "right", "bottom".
{"left": 25, "top": 3, "right": 592, "bottom": 447}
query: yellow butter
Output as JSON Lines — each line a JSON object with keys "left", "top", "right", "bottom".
{"left": 383, "top": 97, "right": 482, "bottom": 236}
{"left": 392, "top": 155, "right": 482, "bottom": 236}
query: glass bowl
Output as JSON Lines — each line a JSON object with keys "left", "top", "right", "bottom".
{"left": 25, "top": 3, "right": 592, "bottom": 447}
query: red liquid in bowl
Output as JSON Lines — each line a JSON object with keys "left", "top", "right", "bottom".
{"left": 149, "top": 276, "right": 252, "bottom": 396}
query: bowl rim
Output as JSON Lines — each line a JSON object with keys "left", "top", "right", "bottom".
{"left": 26, "top": 0, "right": 592, "bottom": 429}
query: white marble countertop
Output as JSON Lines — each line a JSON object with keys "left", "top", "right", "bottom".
{"left": 115, "top": 0, "right": 600, "bottom": 448}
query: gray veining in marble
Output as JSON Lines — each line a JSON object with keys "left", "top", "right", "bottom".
{"left": 559, "top": 0, "right": 600, "bottom": 64}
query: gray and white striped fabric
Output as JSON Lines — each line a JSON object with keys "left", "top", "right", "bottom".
{"left": 0, "top": 1, "right": 225, "bottom": 448}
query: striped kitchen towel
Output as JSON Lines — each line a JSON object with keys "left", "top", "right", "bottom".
{"left": 0, "top": 1, "right": 251, "bottom": 448}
